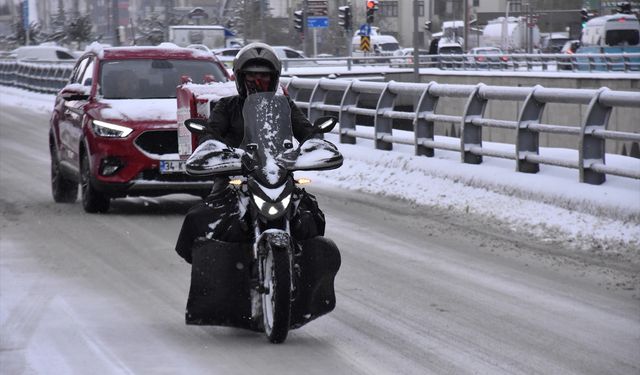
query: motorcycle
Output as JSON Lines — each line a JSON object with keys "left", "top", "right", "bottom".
{"left": 182, "top": 92, "right": 343, "bottom": 343}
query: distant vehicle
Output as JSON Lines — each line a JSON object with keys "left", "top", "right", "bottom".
{"left": 437, "top": 42, "right": 463, "bottom": 55}
{"left": 351, "top": 27, "right": 401, "bottom": 62}
{"left": 390, "top": 48, "right": 430, "bottom": 67}
{"left": 270, "top": 46, "right": 319, "bottom": 67}
{"left": 576, "top": 14, "right": 639, "bottom": 71}
{"left": 481, "top": 16, "right": 541, "bottom": 52}
{"left": 212, "top": 47, "right": 241, "bottom": 68}
{"left": 541, "top": 32, "right": 571, "bottom": 53}
{"left": 186, "top": 44, "right": 211, "bottom": 53}
{"left": 11, "top": 44, "right": 78, "bottom": 62}
{"left": 436, "top": 42, "right": 464, "bottom": 69}
{"left": 169, "top": 25, "right": 238, "bottom": 50}
{"left": 468, "top": 46, "right": 509, "bottom": 68}
{"left": 49, "top": 44, "right": 231, "bottom": 212}
{"left": 580, "top": 14, "right": 640, "bottom": 48}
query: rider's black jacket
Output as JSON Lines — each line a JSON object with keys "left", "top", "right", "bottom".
{"left": 201, "top": 95, "right": 314, "bottom": 146}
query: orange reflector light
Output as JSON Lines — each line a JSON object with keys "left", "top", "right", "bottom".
{"left": 295, "top": 177, "right": 312, "bottom": 185}
{"left": 229, "top": 179, "right": 244, "bottom": 186}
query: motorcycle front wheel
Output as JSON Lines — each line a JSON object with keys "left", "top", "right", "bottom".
{"left": 262, "top": 246, "right": 292, "bottom": 343}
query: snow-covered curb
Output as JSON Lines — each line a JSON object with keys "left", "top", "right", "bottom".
{"left": 306, "top": 135, "right": 640, "bottom": 260}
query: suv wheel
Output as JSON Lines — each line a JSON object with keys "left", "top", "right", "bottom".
{"left": 50, "top": 140, "right": 78, "bottom": 203}
{"left": 80, "top": 152, "right": 110, "bottom": 213}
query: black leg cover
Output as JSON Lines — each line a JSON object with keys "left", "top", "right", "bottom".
{"left": 186, "top": 238, "right": 256, "bottom": 329}
{"left": 290, "top": 236, "right": 341, "bottom": 329}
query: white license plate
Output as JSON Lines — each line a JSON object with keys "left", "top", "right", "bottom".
{"left": 159, "top": 160, "right": 186, "bottom": 174}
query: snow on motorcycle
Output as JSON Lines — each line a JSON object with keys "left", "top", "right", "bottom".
{"left": 179, "top": 92, "right": 343, "bottom": 343}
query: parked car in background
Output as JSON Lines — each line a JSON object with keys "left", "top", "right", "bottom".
{"left": 212, "top": 47, "right": 240, "bottom": 68}
{"left": 541, "top": 33, "right": 571, "bottom": 53}
{"left": 436, "top": 42, "right": 464, "bottom": 68}
{"left": 390, "top": 48, "right": 430, "bottom": 67}
{"left": 270, "top": 46, "right": 319, "bottom": 68}
{"left": 11, "top": 44, "right": 79, "bottom": 61}
{"left": 49, "top": 44, "right": 231, "bottom": 213}
{"left": 468, "top": 46, "right": 509, "bottom": 69}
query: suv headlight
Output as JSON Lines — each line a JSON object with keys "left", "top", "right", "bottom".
{"left": 91, "top": 120, "right": 133, "bottom": 138}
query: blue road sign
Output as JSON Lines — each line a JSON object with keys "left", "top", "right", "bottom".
{"left": 307, "top": 16, "right": 329, "bottom": 28}
{"left": 358, "top": 23, "right": 371, "bottom": 36}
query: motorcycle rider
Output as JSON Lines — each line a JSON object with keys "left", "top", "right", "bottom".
{"left": 175, "top": 43, "right": 339, "bottom": 330}
{"left": 176, "top": 42, "right": 320, "bottom": 262}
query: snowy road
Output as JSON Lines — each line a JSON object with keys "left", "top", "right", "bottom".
{"left": 1, "top": 102, "right": 639, "bottom": 374}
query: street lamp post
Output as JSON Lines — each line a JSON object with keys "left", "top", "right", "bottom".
{"left": 413, "top": 0, "right": 419, "bottom": 82}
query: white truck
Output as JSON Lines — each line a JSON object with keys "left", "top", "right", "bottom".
{"left": 481, "top": 17, "right": 540, "bottom": 52}
{"left": 351, "top": 26, "right": 401, "bottom": 61}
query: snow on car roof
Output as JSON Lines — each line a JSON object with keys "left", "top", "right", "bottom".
{"left": 83, "top": 41, "right": 213, "bottom": 60}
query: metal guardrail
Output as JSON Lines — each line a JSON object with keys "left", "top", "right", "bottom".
{"left": 282, "top": 52, "right": 640, "bottom": 72}
{"left": 0, "top": 59, "right": 74, "bottom": 94}
{"left": 1, "top": 58, "right": 638, "bottom": 185}
{"left": 281, "top": 77, "right": 640, "bottom": 185}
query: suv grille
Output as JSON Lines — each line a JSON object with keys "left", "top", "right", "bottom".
{"left": 135, "top": 130, "right": 178, "bottom": 155}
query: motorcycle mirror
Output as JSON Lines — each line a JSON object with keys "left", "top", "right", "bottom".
{"left": 183, "top": 118, "right": 208, "bottom": 134}
{"left": 313, "top": 116, "right": 338, "bottom": 134}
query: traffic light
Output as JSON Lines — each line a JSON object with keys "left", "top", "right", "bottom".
{"left": 294, "top": 10, "right": 304, "bottom": 33}
{"left": 338, "top": 5, "right": 352, "bottom": 31}
{"left": 366, "top": 0, "right": 378, "bottom": 24}
{"left": 424, "top": 20, "right": 432, "bottom": 32}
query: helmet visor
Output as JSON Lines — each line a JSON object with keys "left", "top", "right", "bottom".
{"left": 242, "top": 62, "right": 274, "bottom": 73}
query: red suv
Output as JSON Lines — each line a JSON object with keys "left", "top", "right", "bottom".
{"left": 49, "top": 44, "right": 230, "bottom": 212}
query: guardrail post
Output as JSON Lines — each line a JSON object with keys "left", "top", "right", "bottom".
{"left": 308, "top": 78, "right": 329, "bottom": 124}
{"left": 516, "top": 85, "right": 544, "bottom": 173}
{"left": 339, "top": 80, "right": 357, "bottom": 144}
{"left": 579, "top": 87, "right": 611, "bottom": 185}
{"left": 414, "top": 82, "right": 438, "bottom": 157}
{"left": 460, "top": 84, "right": 487, "bottom": 164}
{"left": 375, "top": 82, "right": 395, "bottom": 151}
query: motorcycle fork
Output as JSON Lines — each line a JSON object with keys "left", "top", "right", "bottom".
{"left": 250, "top": 217, "right": 297, "bottom": 320}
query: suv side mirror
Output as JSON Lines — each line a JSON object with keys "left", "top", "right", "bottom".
{"left": 60, "top": 84, "right": 89, "bottom": 101}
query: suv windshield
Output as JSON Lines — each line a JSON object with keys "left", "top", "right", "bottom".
{"left": 100, "top": 59, "right": 227, "bottom": 99}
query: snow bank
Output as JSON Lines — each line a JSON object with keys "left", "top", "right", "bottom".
{"left": 304, "top": 130, "right": 640, "bottom": 259}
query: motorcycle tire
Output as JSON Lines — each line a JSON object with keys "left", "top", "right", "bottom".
{"left": 80, "top": 152, "right": 110, "bottom": 213}
{"left": 262, "top": 246, "right": 292, "bottom": 344}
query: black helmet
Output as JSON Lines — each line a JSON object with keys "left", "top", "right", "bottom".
{"left": 233, "top": 43, "right": 282, "bottom": 97}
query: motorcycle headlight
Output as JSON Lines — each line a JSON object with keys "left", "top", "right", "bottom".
{"left": 252, "top": 193, "right": 292, "bottom": 218}
{"left": 91, "top": 120, "right": 133, "bottom": 138}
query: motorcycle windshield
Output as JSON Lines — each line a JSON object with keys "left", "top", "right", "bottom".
{"left": 242, "top": 92, "right": 294, "bottom": 186}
